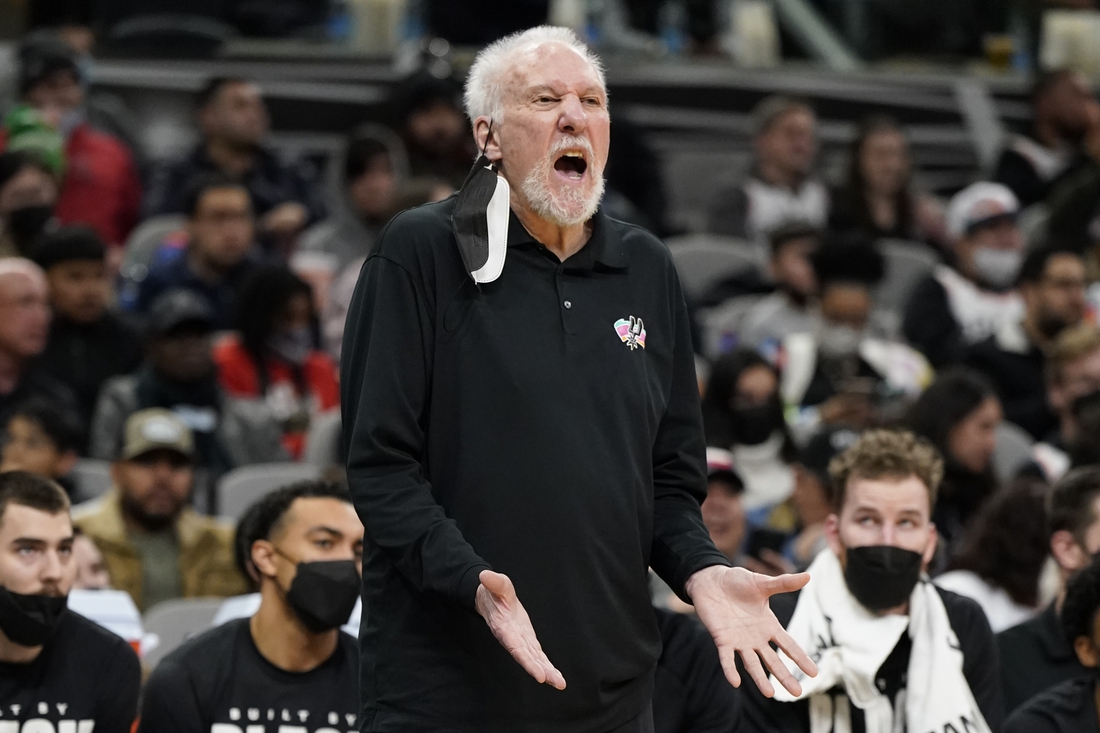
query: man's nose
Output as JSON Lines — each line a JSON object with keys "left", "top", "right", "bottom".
{"left": 881, "top": 524, "right": 896, "bottom": 546}
{"left": 41, "top": 549, "right": 64, "bottom": 583}
{"left": 558, "top": 95, "right": 588, "bottom": 134}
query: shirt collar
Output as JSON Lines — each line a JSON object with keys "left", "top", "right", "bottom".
{"left": 506, "top": 207, "right": 628, "bottom": 270}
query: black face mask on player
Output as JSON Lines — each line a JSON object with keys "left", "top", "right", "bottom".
{"left": 277, "top": 553, "right": 361, "bottom": 634}
{"left": 843, "top": 545, "right": 923, "bottom": 612}
{"left": 0, "top": 586, "right": 68, "bottom": 646}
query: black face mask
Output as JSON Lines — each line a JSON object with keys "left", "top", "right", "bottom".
{"left": 843, "top": 545, "right": 923, "bottom": 612}
{"left": 0, "top": 587, "right": 68, "bottom": 646}
{"left": 6, "top": 204, "right": 53, "bottom": 254}
{"left": 284, "top": 560, "right": 361, "bottom": 633}
{"left": 731, "top": 400, "right": 782, "bottom": 446}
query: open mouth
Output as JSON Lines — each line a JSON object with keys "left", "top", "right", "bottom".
{"left": 553, "top": 151, "right": 588, "bottom": 180}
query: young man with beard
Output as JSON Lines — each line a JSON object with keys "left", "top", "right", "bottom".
{"left": 965, "top": 244, "right": 1088, "bottom": 440}
{"left": 74, "top": 408, "right": 246, "bottom": 611}
{"left": 342, "top": 25, "right": 816, "bottom": 733}
{"left": 741, "top": 429, "right": 1004, "bottom": 733}
{"left": 994, "top": 70, "right": 1096, "bottom": 209}
{"left": 0, "top": 470, "right": 140, "bottom": 731}
{"left": 138, "top": 480, "right": 363, "bottom": 733}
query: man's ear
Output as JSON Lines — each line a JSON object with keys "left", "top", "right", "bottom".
{"left": 1074, "top": 635, "right": 1100, "bottom": 668}
{"left": 824, "top": 514, "right": 842, "bottom": 557}
{"left": 1051, "top": 529, "right": 1088, "bottom": 576}
{"left": 251, "top": 539, "right": 278, "bottom": 579}
{"left": 474, "top": 116, "right": 502, "bottom": 163}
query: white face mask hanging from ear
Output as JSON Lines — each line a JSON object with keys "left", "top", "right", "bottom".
{"left": 451, "top": 120, "right": 510, "bottom": 284}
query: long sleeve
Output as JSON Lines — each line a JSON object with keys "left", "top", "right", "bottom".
{"left": 137, "top": 657, "right": 204, "bottom": 733}
{"left": 1046, "top": 157, "right": 1100, "bottom": 248}
{"left": 341, "top": 254, "right": 491, "bottom": 610}
{"left": 96, "top": 638, "right": 141, "bottom": 733}
{"left": 650, "top": 281, "right": 732, "bottom": 603}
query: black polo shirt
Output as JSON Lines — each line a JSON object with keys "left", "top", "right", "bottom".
{"left": 341, "top": 196, "right": 729, "bottom": 733}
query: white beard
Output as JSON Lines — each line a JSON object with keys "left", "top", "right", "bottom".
{"left": 520, "top": 137, "right": 606, "bottom": 227}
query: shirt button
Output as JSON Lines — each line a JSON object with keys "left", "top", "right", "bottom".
{"left": 564, "top": 300, "right": 572, "bottom": 309}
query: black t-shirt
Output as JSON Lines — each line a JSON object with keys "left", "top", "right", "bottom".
{"left": 138, "top": 618, "right": 359, "bottom": 733}
{"left": 0, "top": 610, "right": 140, "bottom": 733}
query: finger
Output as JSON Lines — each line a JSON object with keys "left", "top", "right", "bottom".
{"left": 741, "top": 648, "right": 775, "bottom": 698}
{"left": 759, "top": 644, "right": 802, "bottom": 698}
{"left": 775, "top": 628, "right": 819, "bottom": 678}
{"left": 479, "top": 570, "right": 513, "bottom": 599}
{"left": 757, "top": 572, "right": 810, "bottom": 596}
{"left": 714, "top": 643, "right": 743, "bottom": 689}
{"left": 515, "top": 635, "right": 567, "bottom": 690}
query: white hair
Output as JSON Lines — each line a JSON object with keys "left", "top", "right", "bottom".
{"left": 0, "top": 258, "right": 45, "bottom": 284}
{"left": 463, "top": 26, "right": 607, "bottom": 124}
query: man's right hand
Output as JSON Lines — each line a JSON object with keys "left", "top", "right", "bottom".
{"left": 475, "top": 569, "right": 567, "bottom": 690}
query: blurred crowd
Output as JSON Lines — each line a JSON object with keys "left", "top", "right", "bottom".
{"left": 5, "top": 12, "right": 1100, "bottom": 733}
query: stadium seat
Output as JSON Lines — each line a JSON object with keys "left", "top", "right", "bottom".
{"left": 70, "top": 459, "right": 114, "bottom": 503}
{"left": 216, "top": 463, "right": 323, "bottom": 522}
{"left": 120, "top": 214, "right": 187, "bottom": 284}
{"left": 141, "top": 597, "right": 224, "bottom": 669}
{"left": 992, "top": 421, "right": 1036, "bottom": 483}
{"left": 874, "top": 239, "right": 941, "bottom": 313}
{"left": 664, "top": 234, "right": 764, "bottom": 303}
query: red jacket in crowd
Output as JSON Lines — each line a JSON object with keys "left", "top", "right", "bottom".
{"left": 212, "top": 335, "right": 340, "bottom": 459}
{"left": 1, "top": 123, "right": 142, "bottom": 247}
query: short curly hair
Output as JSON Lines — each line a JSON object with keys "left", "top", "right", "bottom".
{"left": 1062, "top": 557, "right": 1100, "bottom": 647}
{"left": 827, "top": 429, "right": 944, "bottom": 512}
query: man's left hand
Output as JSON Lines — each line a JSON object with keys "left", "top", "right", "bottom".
{"left": 685, "top": 565, "right": 817, "bottom": 698}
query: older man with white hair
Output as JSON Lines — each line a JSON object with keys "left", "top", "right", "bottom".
{"left": 342, "top": 26, "right": 816, "bottom": 733}
{"left": 0, "top": 258, "right": 77, "bottom": 428}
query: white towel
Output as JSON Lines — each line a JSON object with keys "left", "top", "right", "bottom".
{"left": 770, "top": 549, "right": 991, "bottom": 733}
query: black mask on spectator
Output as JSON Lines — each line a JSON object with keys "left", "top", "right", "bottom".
{"left": 731, "top": 399, "right": 783, "bottom": 446}
{"left": 0, "top": 587, "right": 67, "bottom": 646}
{"left": 6, "top": 205, "right": 53, "bottom": 254}
{"left": 843, "top": 545, "right": 923, "bottom": 612}
{"left": 283, "top": 559, "right": 360, "bottom": 633}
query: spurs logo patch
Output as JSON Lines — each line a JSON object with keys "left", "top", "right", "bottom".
{"left": 614, "top": 316, "right": 646, "bottom": 350}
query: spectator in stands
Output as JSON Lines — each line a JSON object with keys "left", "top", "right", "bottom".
{"left": 91, "top": 290, "right": 285, "bottom": 483}
{"left": 783, "top": 242, "right": 930, "bottom": 430}
{"left": 138, "top": 480, "right": 362, "bottom": 731}
{"left": 1034, "top": 325, "right": 1100, "bottom": 482}
{"left": 906, "top": 368, "right": 1002, "bottom": 558}
{"left": 214, "top": 265, "right": 339, "bottom": 459}
{"left": 1003, "top": 556, "right": 1100, "bottom": 733}
{"left": 74, "top": 409, "right": 247, "bottom": 611}
{"left": 0, "top": 471, "right": 140, "bottom": 731}
{"left": 0, "top": 258, "right": 77, "bottom": 429}
{"left": 31, "top": 227, "right": 141, "bottom": 425}
{"left": 70, "top": 528, "right": 111, "bottom": 590}
{"left": 829, "top": 115, "right": 946, "bottom": 247}
{"left": 0, "top": 150, "right": 58, "bottom": 258}
{"left": 994, "top": 69, "right": 1096, "bottom": 209}
{"left": 966, "top": 245, "right": 1088, "bottom": 440}
{"left": 997, "top": 466, "right": 1099, "bottom": 714}
{"left": 134, "top": 174, "right": 259, "bottom": 329}
{"left": 935, "top": 478, "right": 1047, "bottom": 632}
{"left": 740, "top": 430, "right": 1004, "bottom": 732}
{"left": 144, "top": 77, "right": 325, "bottom": 250}
{"left": 700, "top": 447, "right": 748, "bottom": 564}
{"left": 0, "top": 397, "right": 83, "bottom": 499}
{"left": 299, "top": 128, "right": 402, "bottom": 274}
{"left": 701, "top": 349, "right": 797, "bottom": 522}
{"left": 784, "top": 427, "right": 859, "bottom": 570}
{"left": 391, "top": 71, "right": 476, "bottom": 190}
{"left": 737, "top": 223, "right": 819, "bottom": 348}
{"left": 13, "top": 35, "right": 140, "bottom": 251}
{"left": 706, "top": 96, "right": 828, "bottom": 246}
{"left": 903, "top": 182, "right": 1025, "bottom": 368}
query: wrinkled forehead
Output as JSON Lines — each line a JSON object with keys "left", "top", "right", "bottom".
{"left": 507, "top": 42, "right": 606, "bottom": 103}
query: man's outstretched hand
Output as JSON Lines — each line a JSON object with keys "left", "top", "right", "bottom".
{"left": 686, "top": 565, "right": 818, "bottom": 698}
{"left": 475, "top": 570, "right": 567, "bottom": 690}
